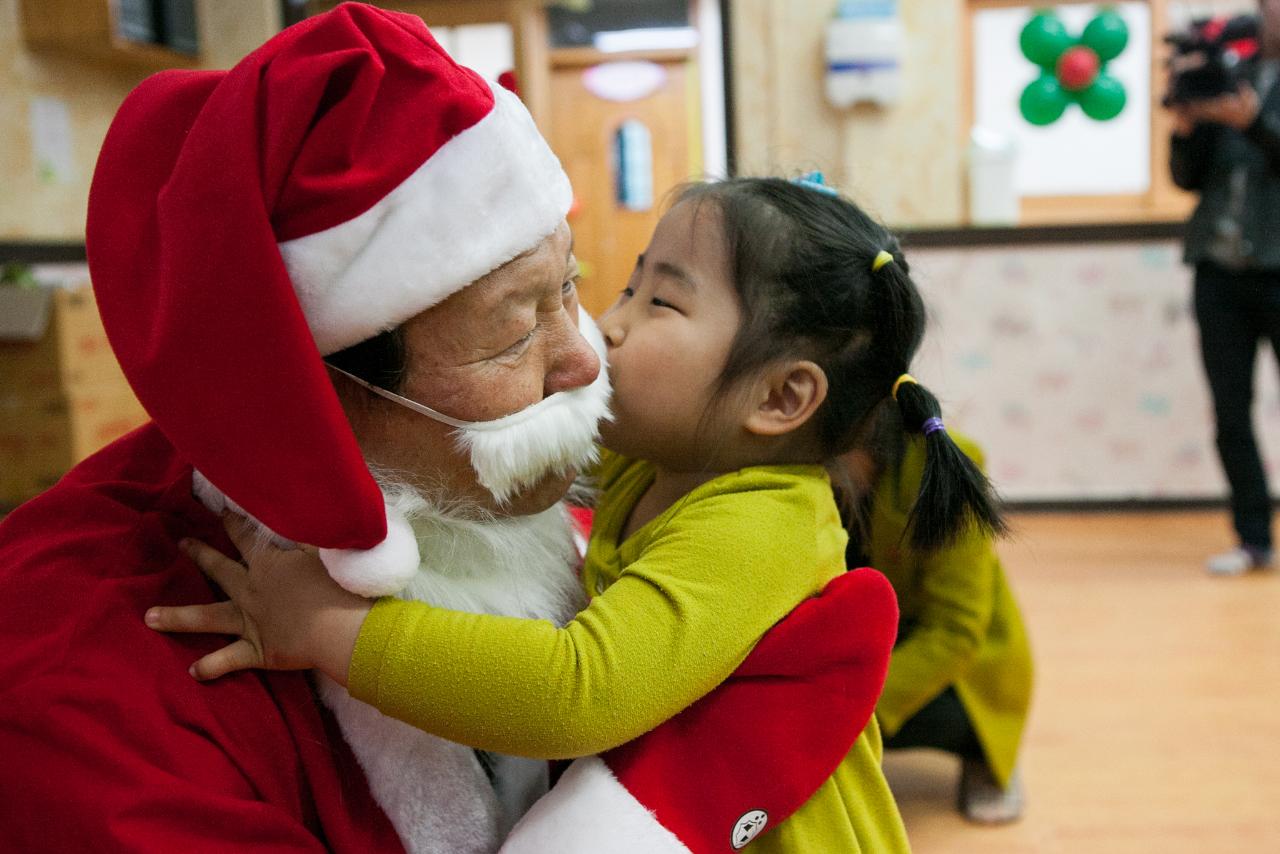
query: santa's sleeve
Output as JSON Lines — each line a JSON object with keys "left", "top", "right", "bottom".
{"left": 0, "top": 461, "right": 402, "bottom": 854}
{"left": 500, "top": 568, "right": 899, "bottom": 853}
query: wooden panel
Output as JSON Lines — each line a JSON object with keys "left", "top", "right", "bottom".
{"left": 17, "top": 0, "right": 199, "bottom": 71}
{"left": 195, "top": 0, "right": 282, "bottom": 69}
{"left": 729, "top": 0, "right": 842, "bottom": 182}
{"left": 841, "top": 0, "right": 965, "bottom": 227}
{"left": 1019, "top": 192, "right": 1190, "bottom": 225}
{"left": 729, "top": 0, "right": 963, "bottom": 227}
{"left": 308, "top": 0, "right": 522, "bottom": 27}
{"left": 550, "top": 59, "right": 694, "bottom": 317}
{"left": 508, "top": 0, "right": 551, "bottom": 135}
{"left": 550, "top": 46, "right": 694, "bottom": 68}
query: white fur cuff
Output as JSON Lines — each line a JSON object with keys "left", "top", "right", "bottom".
{"left": 500, "top": 757, "right": 690, "bottom": 854}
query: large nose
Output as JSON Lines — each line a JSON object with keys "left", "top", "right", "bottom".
{"left": 544, "top": 322, "right": 601, "bottom": 396}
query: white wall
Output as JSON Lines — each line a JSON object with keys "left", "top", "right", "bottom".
{"left": 910, "top": 239, "right": 1280, "bottom": 501}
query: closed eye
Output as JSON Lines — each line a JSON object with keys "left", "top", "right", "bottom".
{"left": 498, "top": 329, "right": 535, "bottom": 358}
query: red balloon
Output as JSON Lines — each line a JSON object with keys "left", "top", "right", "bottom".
{"left": 1056, "top": 45, "right": 1101, "bottom": 92}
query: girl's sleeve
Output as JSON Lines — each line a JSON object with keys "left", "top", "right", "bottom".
{"left": 347, "top": 479, "right": 825, "bottom": 759}
{"left": 874, "top": 529, "right": 998, "bottom": 737}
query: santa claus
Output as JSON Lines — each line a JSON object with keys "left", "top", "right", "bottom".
{"left": 0, "top": 5, "right": 895, "bottom": 852}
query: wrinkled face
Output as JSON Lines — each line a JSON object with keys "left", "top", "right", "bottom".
{"left": 339, "top": 221, "right": 602, "bottom": 516}
{"left": 597, "top": 199, "right": 745, "bottom": 471}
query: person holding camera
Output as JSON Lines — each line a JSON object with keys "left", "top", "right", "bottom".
{"left": 1169, "top": 0, "right": 1280, "bottom": 576}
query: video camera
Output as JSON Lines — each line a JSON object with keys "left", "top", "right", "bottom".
{"left": 1163, "top": 14, "right": 1259, "bottom": 106}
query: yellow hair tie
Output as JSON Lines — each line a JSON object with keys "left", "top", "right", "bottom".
{"left": 892, "top": 374, "right": 917, "bottom": 401}
{"left": 872, "top": 250, "right": 895, "bottom": 272}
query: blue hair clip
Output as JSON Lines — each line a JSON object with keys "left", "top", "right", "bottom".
{"left": 793, "top": 171, "right": 839, "bottom": 197}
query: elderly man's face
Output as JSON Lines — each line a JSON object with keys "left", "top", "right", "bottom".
{"left": 339, "top": 221, "right": 600, "bottom": 515}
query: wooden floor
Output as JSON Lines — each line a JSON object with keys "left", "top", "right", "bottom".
{"left": 886, "top": 511, "right": 1280, "bottom": 853}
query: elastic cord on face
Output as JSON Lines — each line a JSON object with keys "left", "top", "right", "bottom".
{"left": 325, "top": 363, "right": 481, "bottom": 429}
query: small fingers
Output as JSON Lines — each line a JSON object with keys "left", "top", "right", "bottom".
{"left": 145, "top": 600, "right": 244, "bottom": 636}
{"left": 179, "top": 537, "right": 247, "bottom": 593}
{"left": 221, "top": 512, "right": 267, "bottom": 559}
{"left": 189, "top": 639, "right": 262, "bottom": 681}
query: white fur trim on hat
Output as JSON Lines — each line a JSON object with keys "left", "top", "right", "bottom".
{"left": 500, "top": 757, "right": 690, "bottom": 854}
{"left": 319, "top": 504, "right": 420, "bottom": 597}
{"left": 280, "top": 79, "right": 573, "bottom": 356}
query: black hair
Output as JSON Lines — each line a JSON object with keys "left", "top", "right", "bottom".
{"left": 325, "top": 327, "right": 407, "bottom": 394}
{"left": 677, "top": 177, "right": 1006, "bottom": 550}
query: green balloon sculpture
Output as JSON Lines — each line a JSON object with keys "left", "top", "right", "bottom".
{"left": 1019, "top": 7, "right": 1128, "bottom": 126}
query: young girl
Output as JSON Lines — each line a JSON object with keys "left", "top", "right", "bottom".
{"left": 150, "top": 176, "right": 1005, "bottom": 851}
{"left": 845, "top": 426, "right": 1032, "bottom": 824}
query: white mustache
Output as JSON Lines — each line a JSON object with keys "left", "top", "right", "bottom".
{"left": 454, "top": 310, "right": 613, "bottom": 504}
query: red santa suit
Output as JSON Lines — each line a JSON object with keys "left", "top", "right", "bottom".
{"left": 0, "top": 424, "right": 403, "bottom": 852}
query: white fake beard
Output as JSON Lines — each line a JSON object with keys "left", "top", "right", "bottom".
{"left": 370, "top": 469, "right": 584, "bottom": 623}
{"left": 453, "top": 311, "right": 613, "bottom": 506}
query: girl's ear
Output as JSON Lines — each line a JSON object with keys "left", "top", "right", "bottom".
{"left": 744, "top": 360, "right": 828, "bottom": 438}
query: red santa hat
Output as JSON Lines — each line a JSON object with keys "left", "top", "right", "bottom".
{"left": 86, "top": 3, "right": 571, "bottom": 594}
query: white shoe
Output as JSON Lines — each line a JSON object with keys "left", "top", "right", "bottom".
{"left": 958, "top": 758, "right": 1024, "bottom": 825}
{"left": 1206, "top": 547, "right": 1274, "bottom": 577}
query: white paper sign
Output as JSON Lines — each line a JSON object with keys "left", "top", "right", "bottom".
{"left": 29, "top": 96, "right": 74, "bottom": 185}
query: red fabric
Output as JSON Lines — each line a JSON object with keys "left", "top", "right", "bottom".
{"left": 567, "top": 506, "right": 594, "bottom": 540}
{"left": 85, "top": 3, "right": 492, "bottom": 552}
{"left": 497, "top": 69, "right": 521, "bottom": 98}
{"left": 604, "top": 569, "right": 899, "bottom": 853}
{"left": 0, "top": 425, "right": 403, "bottom": 853}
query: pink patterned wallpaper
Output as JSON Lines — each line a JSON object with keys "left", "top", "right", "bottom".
{"left": 909, "top": 240, "right": 1280, "bottom": 501}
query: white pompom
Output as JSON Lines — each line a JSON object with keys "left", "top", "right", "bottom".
{"left": 319, "top": 507, "right": 419, "bottom": 596}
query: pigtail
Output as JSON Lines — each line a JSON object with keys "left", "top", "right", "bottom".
{"left": 894, "top": 379, "right": 1008, "bottom": 550}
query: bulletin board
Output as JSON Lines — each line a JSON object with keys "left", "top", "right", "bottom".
{"left": 962, "top": 0, "right": 1194, "bottom": 224}
{"left": 973, "top": 2, "right": 1152, "bottom": 196}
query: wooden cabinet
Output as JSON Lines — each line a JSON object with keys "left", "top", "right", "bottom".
{"left": 17, "top": 0, "right": 200, "bottom": 72}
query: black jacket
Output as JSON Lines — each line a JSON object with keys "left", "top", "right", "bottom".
{"left": 1171, "top": 58, "right": 1280, "bottom": 269}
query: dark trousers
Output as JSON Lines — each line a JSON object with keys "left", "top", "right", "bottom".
{"left": 883, "top": 687, "right": 984, "bottom": 761}
{"left": 1194, "top": 262, "right": 1280, "bottom": 550}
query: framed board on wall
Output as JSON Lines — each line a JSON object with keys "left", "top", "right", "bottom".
{"left": 963, "top": 0, "right": 1195, "bottom": 224}
{"left": 973, "top": 2, "right": 1152, "bottom": 196}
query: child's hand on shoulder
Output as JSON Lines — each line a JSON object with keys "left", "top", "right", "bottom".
{"left": 145, "top": 513, "right": 374, "bottom": 686}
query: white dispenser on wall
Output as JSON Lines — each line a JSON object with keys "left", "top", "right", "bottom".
{"left": 825, "top": 0, "right": 903, "bottom": 108}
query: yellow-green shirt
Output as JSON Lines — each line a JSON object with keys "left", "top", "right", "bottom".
{"left": 868, "top": 435, "right": 1033, "bottom": 787}
{"left": 349, "top": 451, "right": 908, "bottom": 851}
